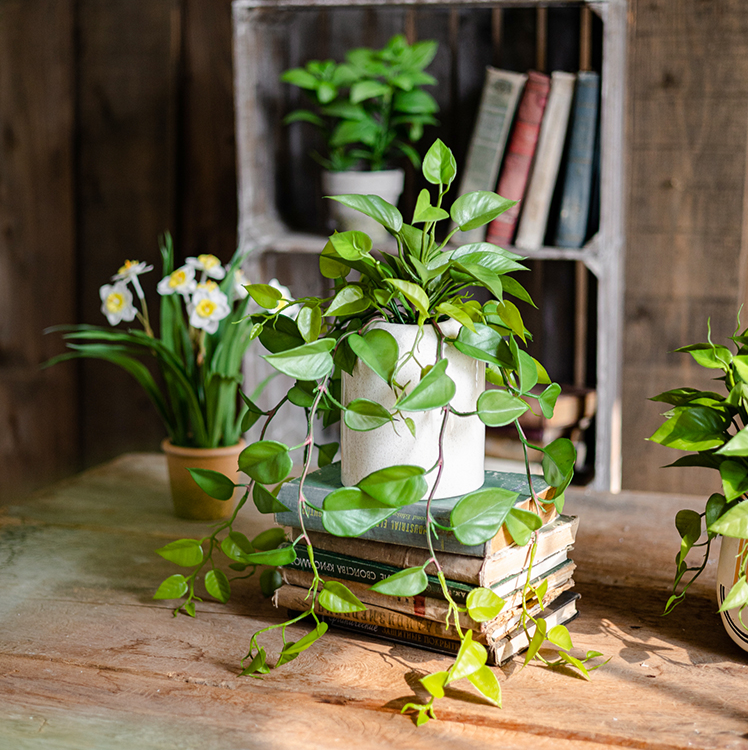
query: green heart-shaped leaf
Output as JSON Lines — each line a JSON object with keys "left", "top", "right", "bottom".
{"left": 262, "top": 338, "right": 336, "bottom": 380}
{"left": 370, "top": 566, "right": 429, "bottom": 596}
{"left": 318, "top": 581, "right": 366, "bottom": 613}
{"left": 322, "top": 487, "right": 398, "bottom": 536}
{"left": 451, "top": 487, "right": 519, "bottom": 546}
{"left": 348, "top": 329, "right": 399, "bottom": 384}
{"left": 238, "top": 440, "right": 293, "bottom": 484}
{"left": 186, "top": 468, "right": 236, "bottom": 501}
{"left": 476, "top": 389, "right": 528, "bottom": 426}
{"left": 396, "top": 358, "right": 455, "bottom": 412}
{"left": 356, "top": 465, "right": 428, "bottom": 508}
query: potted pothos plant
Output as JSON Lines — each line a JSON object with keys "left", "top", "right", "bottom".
{"left": 280, "top": 34, "right": 439, "bottom": 241}
{"left": 46, "top": 235, "right": 258, "bottom": 520}
{"left": 154, "top": 140, "right": 604, "bottom": 724}
{"left": 649, "top": 318, "right": 748, "bottom": 651}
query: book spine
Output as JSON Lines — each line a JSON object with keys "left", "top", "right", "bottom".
{"left": 285, "top": 544, "right": 474, "bottom": 604}
{"left": 282, "top": 568, "right": 478, "bottom": 628}
{"left": 274, "top": 584, "right": 468, "bottom": 640}
{"left": 276, "top": 493, "right": 554, "bottom": 557}
{"left": 453, "top": 67, "right": 527, "bottom": 245}
{"left": 486, "top": 71, "right": 551, "bottom": 247}
{"left": 513, "top": 71, "right": 576, "bottom": 251}
{"left": 554, "top": 72, "right": 601, "bottom": 248}
{"left": 295, "top": 529, "right": 484, "bottom": 584}
{"left": 287, "top": 609, "right": 477, "bottom": 663}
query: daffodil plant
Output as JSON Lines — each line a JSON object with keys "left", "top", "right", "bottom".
{"left": 650, "top": 317, "right": 748, "bottom": 619}
{"left": 154, "top": 141, "right": 605, "bottom": 724}
{"left": 48, "top": 236, "right": 256, "bottom": 449}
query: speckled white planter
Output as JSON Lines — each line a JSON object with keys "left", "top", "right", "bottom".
{"left": 341, "top": 320, "right": 485, "bottom": 499}
{"left": 716, "top": 535, "right": 748, "bottom": 653}
{"left": 322, "top": 169, "right": 404, "bottom": 245}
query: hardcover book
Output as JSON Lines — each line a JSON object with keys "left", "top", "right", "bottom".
{"left": 292, "top": 514, "right": 578, "bottom": 586}
{"left": 452, "top": 67, "right": 527, "bottom": 245}
{"left": 485, "top": 71, "right": 551, "bottom": 247}
{"left": 282, "top": 556, "right": 575, "bottom": 631}
{"left": 513, "top": 71, "right": 576, "bottom": 251}
{"left": 276, "top": 589, "right": 581, "bottom": 666}
{"left": 275, "top": 463, "right": 556, "bottom": 557}
{"left": 274, "top": 576, "right": 575, "bottom": 645}
{"left": 554, "top": 71, "right": 601, "bottom": 248}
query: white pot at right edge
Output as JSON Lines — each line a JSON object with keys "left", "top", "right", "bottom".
{"left": 340, "top": 320, "right": 485, "bottom": 500}
{"left": 716, "top": 535, "right": 748, "bottom": 652}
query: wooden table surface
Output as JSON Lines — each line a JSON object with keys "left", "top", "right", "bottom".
{"left": 1, "top": 454, "right": 747, "bottom": 750}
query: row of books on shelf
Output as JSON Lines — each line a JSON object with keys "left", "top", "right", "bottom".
{"left": 455, "top": 66, "right": 600, "bottom": 251}
{"left": 272, "top": 464, "right": 580, "bottom": 666}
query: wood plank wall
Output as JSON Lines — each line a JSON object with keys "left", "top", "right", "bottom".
{"left": 3, "top": 0, "right": 747, "bottom": 500}
{"left": 0, "top": 0, "right": 236, "bottom": 503}
{"left": 623, "top": 0, "right": 748, "bottom": 492}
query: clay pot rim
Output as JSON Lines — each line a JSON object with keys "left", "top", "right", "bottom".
{"left": 161, "top": 438, "right": 246, "bottom": 459}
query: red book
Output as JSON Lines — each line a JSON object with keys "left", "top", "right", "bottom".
{"left": 486, "top": 71, "right": 551, "bottom": 247}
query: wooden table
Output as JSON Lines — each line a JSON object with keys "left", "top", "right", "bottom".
{"left": 1, "top": 455, "right": 747, "bottom": 749}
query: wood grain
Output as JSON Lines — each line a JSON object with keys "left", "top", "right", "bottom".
{"left": 1, "top": 454, "right": 748, "bottom": 748}
{"left": 623, "top": 0, "right": 748, "bottom": 491}
{"left": 0, "top": 0, "right": 78, "bottom": 502}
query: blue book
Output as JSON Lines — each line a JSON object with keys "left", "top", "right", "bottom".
{"left": 274, "top": 462, "right": 555, "bottom": 557}
{"left": 554, "top": 72, "right": 600, "bottom": 248}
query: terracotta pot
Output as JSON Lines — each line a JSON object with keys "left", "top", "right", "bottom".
{"left": 716, "top": 535, "right": 748, "bottom": 652}
{"left": 322, "top": 168, "right": 405, "bottom": 244}
{"left": 162, "top": 439, "right": 246, "bottom": 521}
{"left": 340, "top": 320, "right": 485, "bottom": 499}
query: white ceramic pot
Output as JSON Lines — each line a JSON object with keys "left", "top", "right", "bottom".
{"left": 716, "top": 535, "right": 748, "bottom": 652}
{"left": 340, "top": 320, "right": 485, "bottom": 500}
{"left": 322, "top": 168, "right": 405, "bottom": 244}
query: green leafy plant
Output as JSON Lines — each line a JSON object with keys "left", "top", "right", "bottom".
{"left": 155, "top": 140, "right": 604, "bottom": 722}
{"left": 649, "top": 317, "right": 748, "bottom": 620}
{"left": 281, "top": 34, "right": 439, "bottom": 171}
{"left": 46, "top": 235, "right": 256, "bottom": 448}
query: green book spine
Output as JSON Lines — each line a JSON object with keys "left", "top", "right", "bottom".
{"left": 554, "top": 72, "right": 600, "bottom": 248}
{"left": 275, "top": 463, "right": 551, "bottom": 557}
{"left": 287, "top": 544, "right": 474, "bottom": 605}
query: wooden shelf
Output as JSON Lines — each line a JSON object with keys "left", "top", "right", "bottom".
{"left": 233, "top": 0, "right": 626, "bottom": 491}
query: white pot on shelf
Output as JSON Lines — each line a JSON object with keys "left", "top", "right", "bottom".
{"left": 322, "top": 168, "right": 405, "bottom": 244}
{"left": 340, "top": 320, "right": 485, "bottom": 500}
{"left": 716, "top": 535, "right": 748, "bottom": 652}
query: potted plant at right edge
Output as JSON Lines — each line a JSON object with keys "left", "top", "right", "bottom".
{"left": 280, "top": 34, "right": 439, "bottom": 242}
{"left": 649, "top": 319, "right": 748, "bottom": 651}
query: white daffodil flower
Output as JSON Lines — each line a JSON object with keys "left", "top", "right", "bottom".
{"left": 112, "top": 259, "right": 153, "bottom": 282}
{"left": 112, "top": 259, "right": 153, "bottom": 303}
{"left": 157, "top": 265, "right": 197, "bottom": 297}
{"left": 188, "top": 281, "right": 231, "bottom": 334}
{"left": 186, "top": 254, "right": 226, "bottom": 281}
{"left": 99, "top": 281, "right": 138, "bottom": 326}
{"left": 229, "top": 266, "right": 249, "bottom": 300}
{"left": 268, "top": 278, "right": 300, "bottom": 319}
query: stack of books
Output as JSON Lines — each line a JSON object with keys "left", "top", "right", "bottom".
{"left": 272, "top": 463, "right": 580, "bottom": 666}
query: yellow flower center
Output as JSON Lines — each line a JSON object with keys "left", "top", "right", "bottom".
{"left": 169, "top": 270, "right": 187, "bottom": 288}
{"left": 195, "top": 299, "right": 217, "bottom": 318}
{"left": 106, "top": 292, "right": 125, "bottom": 313}
{"left": 197, "top": 280, "right": 217, "bottom": 292}
{"left": 198, "top": 254, "right": 220, "bottom": 270}
{"left": 118, "top": 260, "right": 139, "bottom": 275}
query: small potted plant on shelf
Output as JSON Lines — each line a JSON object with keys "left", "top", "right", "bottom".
{"left": 280, "top": 33, "right": 439, "bottom": 242}
{"left": 47, "top": 235, "right": 258, "bottom": 521}
{"left": 154, "top": 140, "right": 605, "bottom": 724}
{"left": 649, "top": 318, "right": 748, "bottom": 651}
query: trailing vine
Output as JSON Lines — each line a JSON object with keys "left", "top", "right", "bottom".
{"left": 154, "top": 140, "right": 606, "bottom": 723}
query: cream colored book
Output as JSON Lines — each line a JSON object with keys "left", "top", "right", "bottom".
{"left": 514, "top": 71, "right": 576, "bottom": 250}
